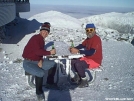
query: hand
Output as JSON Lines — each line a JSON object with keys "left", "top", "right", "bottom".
{"left": 69, "top": 47, "right": 72, "bottom": 52}
{"left": 38, "top": 60, "right": 43, "bottom": 68}
{"left": 70, "top": 47, "right": 79, "bottom": 54}
{"left": 50, "top": 49, "right": 56, "bottom": 55}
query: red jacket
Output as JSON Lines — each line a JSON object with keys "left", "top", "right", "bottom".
{"left": 22, "top": 34, "right": 50, "bottom": 61}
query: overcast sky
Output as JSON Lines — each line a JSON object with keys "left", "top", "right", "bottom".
{"left": 30, "top": 0, "right": 134, "bottom": 8}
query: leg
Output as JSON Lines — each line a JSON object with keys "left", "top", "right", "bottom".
{"left": 42, "top": 59, "right": 56, "bottom": 70}
{"left": 74, "top": 60, "right": 88, "bottom": 78}
{"left": 70, "top": 59, "right": 81, "bottom": 84}
{"left": 23, "top": 60, "right": 46, "bottom": 100}
{"left": 71, "top": 59, "right": 89, "bottom": 78}
{"left": 23, "top": 60, "right": 45, "bottom": 77}
{"left": 35, "top": 76, "right": 45, "bottom": 100}
{"left": 42, "top": 59, "right": 58, "bottom": 89}
{"left": 46, "top": 66, "right": 56, "bottom": 84}
{"left": 35, "top": 76, "right": 43, "bottom": 95}
{"left": 72, "top": 59, "right": 90, "bottom": 88}
{"left": 71, "top": 59, "right": 79, "bottom": 72}
{"left": 42, "top": 59, "right": 56, "bottom": 84}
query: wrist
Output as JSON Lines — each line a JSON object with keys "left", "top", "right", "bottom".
{"left": 78, "top": 49, "right": 80, "bottom": 53}
{"left": 77, "top": 50, "right": 80, "bottom": 53}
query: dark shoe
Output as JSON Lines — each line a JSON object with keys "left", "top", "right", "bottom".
{"left": 78, "top": 77, "right": 89, "bottom": 88}
{"left": 36, "top": 93, "right": 45, "bottom": 101}
{"left": 71, "top": 73, "right": 80, "bottom": 84}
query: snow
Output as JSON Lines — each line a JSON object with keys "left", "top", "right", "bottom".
{"left": 0, "top": 10, "right": 134, "bottom": 101}
{"left": 80, "top": 12, "right": 134, "bottom": 34}
{"left": 29, "top": 11, "right": 82, "bottom": 29}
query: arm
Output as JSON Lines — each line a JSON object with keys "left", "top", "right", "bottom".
{"left": 34, "top": 39, "right": 51, "bottom": 56}
{"left": 75, "top": 44, "right": 85, "bottom": 49}
{"left": 79, "top": 48, "right": 96, "bottom": 56}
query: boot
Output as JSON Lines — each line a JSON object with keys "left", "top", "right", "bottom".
{"left": 71, "top": 72, "right": 80, "bottom": 84}
{"left": 78, "top": 77, "right": 89, "bottom": 88}
{"left": 35, "top": 76, "right": 43, "bottom": 95}
{"left": 35, "top": 76, "right": 45, "bottom": 101}
{"left": 36, "top": 93, "right": 45, "bottom": 101}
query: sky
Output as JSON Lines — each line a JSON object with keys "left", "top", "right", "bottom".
{"left": 30, "top": 0, "right": 134, "bottom": 8}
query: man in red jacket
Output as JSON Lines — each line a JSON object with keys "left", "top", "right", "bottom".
{"left": 22, "top": 22, "right": 56, "bottom": 101}
{"left": 70, "top": 23, "right": 103, "bottom": 88}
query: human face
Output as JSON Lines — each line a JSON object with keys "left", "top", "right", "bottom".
{"left": 40, "top": 30, "right": 49, "bottom": 39}
{"left": 85, "top": 28, "right": 95, "bottom": 38}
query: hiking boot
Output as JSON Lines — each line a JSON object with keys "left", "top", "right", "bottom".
{"left": 36, "top": 93, "right": 45, "bottom": 101}
{"left": 70, "top": 73, "right": 80, "bottom": 84}
{"left": 78, "top": 77, "right": 89, "bottom": 88}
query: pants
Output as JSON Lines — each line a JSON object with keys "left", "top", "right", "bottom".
{"left": 23, "top": 59, "right": 56, "bottom": 77}
{"left": 47, "top": 66, "right": 56, "bottom": 84}
{"left": 71, "top": 59, "right": 89, "bottom": 78}
{"left": 23, "top": 58, "right": 56, "bottom": 94}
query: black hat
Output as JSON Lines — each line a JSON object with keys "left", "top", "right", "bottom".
{"left": 43, "top": 22, "right": 51, "bottom": 27}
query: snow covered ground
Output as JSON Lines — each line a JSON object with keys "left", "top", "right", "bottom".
{"left": 0, "top": 10, "right": 134, "bottom": 101}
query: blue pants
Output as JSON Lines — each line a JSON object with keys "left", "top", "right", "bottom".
{"left": 23, "top": 59, "right": 56, "bottom": 77}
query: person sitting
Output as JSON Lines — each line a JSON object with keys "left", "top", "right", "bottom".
{"left": 69, "top": 23, "right": 103, "bottom": 88}
{"left": 22, "top": 22, "right": 56, "bottom": 101}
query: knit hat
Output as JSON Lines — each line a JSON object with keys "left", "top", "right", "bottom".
{"left": 40, "top": 22, "right": 50, "bottom": 32}
{"left": 86, "top": 23, "right": 96, "bottom": 29}
{"left": 43, "top": 22, "right": 51, "bottom": 27}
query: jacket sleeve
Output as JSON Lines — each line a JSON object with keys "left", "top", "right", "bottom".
{"left": 79, "top": 48, "right": 96, "bottom": 56}
{"left": 75, "top": 44, "right": 85, "bottom": 49}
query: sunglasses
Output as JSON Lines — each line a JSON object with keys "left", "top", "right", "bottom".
{"left": 86, "top": 28, "right": 95, "bottom": 33}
